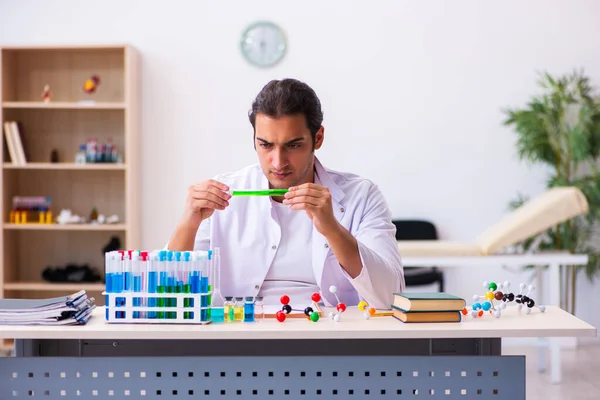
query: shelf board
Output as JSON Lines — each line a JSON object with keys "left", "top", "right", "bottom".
{"left": 3, "top": 282, "right": 105, "bottom": 291}
{"left": 3, "top": 162, "right": 126, "bottom": 171}
{"left": 3, "top": 223, "right": 127, "bottom": 231}
{"left": 2, "top": 101, "right": 126, "bottom": 110}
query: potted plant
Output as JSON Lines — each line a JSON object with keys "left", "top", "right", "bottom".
{"left": 503, "top": 69, "right": 600, "bottom": 315}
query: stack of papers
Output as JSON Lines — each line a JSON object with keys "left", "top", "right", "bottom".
{"left": 0, "top": 290, "right": 95, "bottom": 325}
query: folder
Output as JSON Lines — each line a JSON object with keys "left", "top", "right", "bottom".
{"left": 0, "top": 290, "right": 96, "bottom": 326}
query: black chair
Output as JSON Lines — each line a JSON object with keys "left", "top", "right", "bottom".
{"left": 393, "top": 219, "right": 445, "bottom": 292}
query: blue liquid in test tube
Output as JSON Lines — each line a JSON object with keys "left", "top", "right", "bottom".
{"left": 105, "top": 252, "right": 114, "bottom": 320}
{"left": 132, "top": 252, "right": 141, "bottom": 319}
{"left": 147, "top": 252, "right": 158, "bottom": 319}
{"left": 113, "top": 251, "right": 124, "bottom": 319}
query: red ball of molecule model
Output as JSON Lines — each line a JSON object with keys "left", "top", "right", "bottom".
{"left": 276, "top": 293, "right": 321, "bottom": 323}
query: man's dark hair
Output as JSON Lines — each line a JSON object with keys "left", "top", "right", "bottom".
{"left": 248, "top": 78, "right": 324, "bottom": 146}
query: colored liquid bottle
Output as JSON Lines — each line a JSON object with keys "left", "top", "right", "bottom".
{"left": 254, "top": 296, "right": 264, "bottom": 321}
{"left": 224, "top": 297, "right": 234, "bottom": 322}
{"left": 244, "top": 297, "right": 255, "bottom": 322}
{"left": 234, "top": 297, "right": 244, "bottom": 322}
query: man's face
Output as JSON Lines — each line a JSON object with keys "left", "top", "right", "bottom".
{"left": 254, "top": 113, "right": 324, "bottom": 189}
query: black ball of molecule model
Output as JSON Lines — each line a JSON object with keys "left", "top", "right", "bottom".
{"left": 304, "top": 306, "right": 320, "bottom": 322}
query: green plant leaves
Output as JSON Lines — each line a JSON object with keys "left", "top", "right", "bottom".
{"left": 503, "top": 69, "right": 600, "bottom": 284}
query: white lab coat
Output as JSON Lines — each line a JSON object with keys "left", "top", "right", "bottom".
{"left": 192, "top": 157, "right": 404, "bottom": 309}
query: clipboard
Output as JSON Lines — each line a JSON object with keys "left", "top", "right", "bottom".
{"left": 263, "top": 302, "right": 323, "bottom": 319}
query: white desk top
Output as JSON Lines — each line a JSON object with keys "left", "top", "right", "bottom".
{"left": 0, "top": 306, "right": 595, "bottom": 340}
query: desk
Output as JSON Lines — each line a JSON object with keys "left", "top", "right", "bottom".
{"left": 0, "top": 305, "right": 595, "bottom": 399}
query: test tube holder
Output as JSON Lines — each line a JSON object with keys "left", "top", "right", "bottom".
{"left": 104, "top": 292, "right": 212, "bottom": 324}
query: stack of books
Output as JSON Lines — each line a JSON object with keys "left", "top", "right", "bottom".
{"left": 391, "top": 292, "right": 466, "bottom": 323}
{"left": 0, "top": 290, "right": 96, "bottom": 326}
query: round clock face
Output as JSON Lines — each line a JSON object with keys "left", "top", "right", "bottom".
{"left": 240, "top": 21, "right": 287, "bottom": 68}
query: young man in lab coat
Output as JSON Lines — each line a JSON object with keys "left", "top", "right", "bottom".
{"left": 168, "top": 79, "right": 404, "bottom": 309}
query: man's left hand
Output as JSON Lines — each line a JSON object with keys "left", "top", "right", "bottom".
{"left": 283, "top": 183, "right": 339, "bottom": 236}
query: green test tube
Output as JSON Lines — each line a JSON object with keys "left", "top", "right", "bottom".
{"left": 231, "top": 189, "right": 289, "bottom": 196}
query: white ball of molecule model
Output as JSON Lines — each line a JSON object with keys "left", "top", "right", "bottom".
{"left": 520, "top": 283, "right": 526, "bottom": 290}
{"left": 328, "top": 311, "right": 335, "bottom": 320}
{"left": 363, "top": 312, "right": 371, "bottom": 320}
{"left": 473, "top": 294, "right": 480, "bottom": 302}
{"left": 493, "top": 310, "right": 501, "bottom": 318}
{"left": 499, "top": 302, "right": 507, "bottom": 310}
{"left": 539, "top": 306, "right": 546, "bottom": 313}
{"left": 524, "top": 308, "right": 531, "bottom": 315}
{"left": 471, "top": 310, "right": 479, "bottom": 318}
{"left": 482, "top": 281, "right": 489, "bottom": 288}
{"left": 329, "top": 285, "right": 337, "bottom": 294}
{"left": 333, "top": 314, "right": 340, "bottom": 322}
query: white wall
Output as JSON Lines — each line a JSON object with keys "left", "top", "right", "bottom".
{"left": 1, "top": 0, "right": 599, "bottom": 337}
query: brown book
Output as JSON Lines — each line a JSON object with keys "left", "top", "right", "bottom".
{"left": 391, "top": 306, "right": 462, "bottom": 323}
{"left": 393, "top": 292, "right": 465, "bottom": 312}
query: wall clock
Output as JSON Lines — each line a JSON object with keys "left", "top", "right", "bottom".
{"left": 240, "top": 21, "right": 287, "bottom": 68}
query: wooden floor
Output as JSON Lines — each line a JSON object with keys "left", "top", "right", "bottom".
{"left": 1, "top": 344, "right": 599, "bottom": 398}
{"left": 503, "top": 343, "right": 600, "bottom": 400}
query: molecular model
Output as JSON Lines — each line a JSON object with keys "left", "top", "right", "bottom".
{"left": 327, "top": 285, "right": 347, "bottom": 322}
{"left": 358, "top": 300, "right": 377, "bottom": 320}
{"left": 276, "top": 293, "right": 322, "bottom": 322}
{"left": 462, "top": 281, "right": 546, "bottom": 319}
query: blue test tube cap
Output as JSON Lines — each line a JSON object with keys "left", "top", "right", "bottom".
{"left": 208, "top": 249, "right": 213, "bottom": 260}
{"left": 159, "top": 250, "right": 167, "bottom": 261}
{"left": 167, "top": 250, "right": 174, "bottom": 261}
{"left": 183, "top": 251, "right": 191, "bottom": 262}
{"left": 174, "top": 251, "right": 182, "bottom": 262}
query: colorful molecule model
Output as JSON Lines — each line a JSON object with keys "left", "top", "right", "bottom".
{"left": 276, "top": 293, "right": 321, "bottom": 323}
{"left": 327, "top": 285, "right": 347, "bottom": 322}
{"left": 358, "top": 300, "right": 377, "bottom": 320}
{"left": 461, "top": 280, "right": 546, "bottom": 319}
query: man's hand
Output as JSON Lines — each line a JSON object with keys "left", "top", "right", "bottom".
{"left": 183, "top": 179, "right": 231, "bottom": 227}
{"left": 283, "top": 183, "right": 339, "bottom": 236}
{"left": 168, "top": 179, "right": 230, "bottom": 251}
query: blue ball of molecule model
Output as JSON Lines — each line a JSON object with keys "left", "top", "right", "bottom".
{"left": 472, "top": 302, "right": 482, "bottom": 310}
{"left": 482, "top": 301, "right": 491, "bottom": 311}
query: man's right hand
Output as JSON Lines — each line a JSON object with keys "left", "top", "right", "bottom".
{"left": 183, "top": 179, "right": 231, "bottom": 226}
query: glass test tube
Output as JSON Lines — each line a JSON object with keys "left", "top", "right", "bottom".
{"left": 104, "top": 251, "right": 113, "bottom": 320}
{"left": 166, "top": 251, "right": 175, "bottom": 319}
{"left": 132, "top": 252, "right": 141, "bottom": 319}
{"left": 140, "top": 251, "right": 149, "bottom": 319}
{"left": 115, "top": 251, "right": 125, "bottom": 319}
{"left": 182, "top": 251, "right": 191, "bottom": 320}
{"left": 210, "top": 247, "right": 225, "bottom": 323}
{"left": 147, "top": 251, "right": 158, "bottom": 319}
{"left": 157, "top": 250, "right": 167, "bottom": 319}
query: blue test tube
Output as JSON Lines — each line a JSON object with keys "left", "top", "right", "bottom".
{"left": 182, "top": 251, "right": 192, "bottom": 319}
{"left": 105, "top": 251, "right": 113, "bottom": 320}
{"left": 166, "top": 251, "right": 176, "bottom": 319}
{"left": 157, "top": 250, "right": 167, "bottom": 319}
{"left": 132, "top": 252, "right": 142, "bottom": 319}
{"left": 114, "top": 251, "right": 124, "bottom": 319}
{"left": 147, "top": 251, "right": 158, "bottom": 319}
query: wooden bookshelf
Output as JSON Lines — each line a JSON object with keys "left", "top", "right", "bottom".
{"left": 0, "top": 45, "right": 140, "bottom": 347}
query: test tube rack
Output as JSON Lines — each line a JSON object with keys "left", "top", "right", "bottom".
{"left": 104, "top": 291, "right": 212, "bottom": 324}
{"left": 103, "top": 248, "right": 217, "bottom": 325}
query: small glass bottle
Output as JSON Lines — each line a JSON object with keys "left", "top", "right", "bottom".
{"left": 254, "top": 296, "right": 264, "bottom": 321}
{"left": 233, "top": 297, "right": 244, "bottom": 322}
{"left": 244, "top": 297, "right": 255, "bottom": 322}
{"left": 224, "top": 297, "right": 234, "bottom": 322}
